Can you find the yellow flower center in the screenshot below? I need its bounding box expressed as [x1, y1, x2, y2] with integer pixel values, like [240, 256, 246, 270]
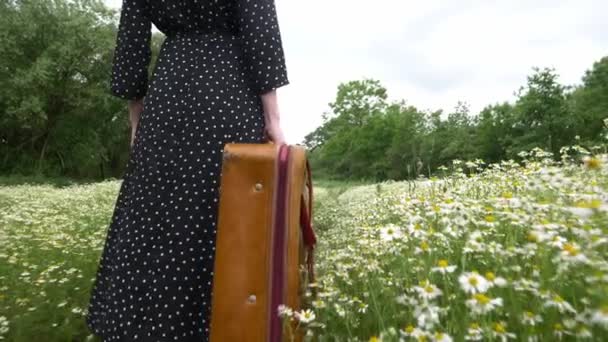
[435, 332, 445, 340]
[369, 336, 379, 342]
[437, 259, 449, 268]
[414, 223, 422, 230]
[468, 276, 479, 286]
[420, 241, 429, 251]
[485, 272, 496, 281]
[473, 293, 490, 305]
[424, 285, 435, 294]
[554, 323, 563, 331]
[405, 325, 415, 334]
[553, 295, 564, 303]
[469, 322, 480, 330]
[484, 215, 495, 222]
[527, 232, 538, 242]
[563, 243, 579, 256]
[493, 322, 506, 333]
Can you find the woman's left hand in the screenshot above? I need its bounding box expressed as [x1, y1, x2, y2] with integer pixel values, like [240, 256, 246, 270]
[128, 98, 145, 147]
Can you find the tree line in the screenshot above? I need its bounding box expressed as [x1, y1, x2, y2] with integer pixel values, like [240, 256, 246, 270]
[1, 0, 606, 182]
[304, 59, 608, 181]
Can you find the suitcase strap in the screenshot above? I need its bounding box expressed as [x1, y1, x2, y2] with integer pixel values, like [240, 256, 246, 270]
[299, 158, 317, 285]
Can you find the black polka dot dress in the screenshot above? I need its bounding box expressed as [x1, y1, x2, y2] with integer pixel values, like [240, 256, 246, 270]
[85, 0, 288, 341]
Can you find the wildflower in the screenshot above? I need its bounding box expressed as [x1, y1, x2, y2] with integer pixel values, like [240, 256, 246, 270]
[544, 294, 577, 314]
[399, 324, 428, 340]
[560, 242, 590, 263]
[485, 272, 507, 287]
[590, 306, 608, 329]
[459, 272, 490, 294]
[413, 302, 442, 329]
[521, 311, 543, 326]
[465, 322, 483, 341]
[431, 259, 457, 274]
[575, 325, 593, 339]
[491, 321, 516, 341]
[465, 293, 503, 315]
[277, 304, 293, 318]
[379, 223, 403, 241]
[369, 335, 381, 342]
[413, 280, 442, 301]
[434, 331, 453, 342]
[294, 308, 315, 323]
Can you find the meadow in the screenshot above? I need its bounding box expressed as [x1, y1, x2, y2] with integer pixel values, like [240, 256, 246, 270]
[1, 145, 607, 341]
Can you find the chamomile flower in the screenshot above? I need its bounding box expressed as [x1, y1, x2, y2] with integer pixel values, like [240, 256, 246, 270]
[431, 259, 457, 274]
[465, 322, 483, 341]
[544, 294, 577, 314]
[491, 321, 516, 341]
[465, 293, 503, 315]
[590, 306, 608, 329]
[413, 280, 442, 301]
[484, 272, 507, 287]
[521, 311, 543, 326]
[459, 271, 490, 294]
[294, 308, 316, 323]
[379, 223, 403, 241]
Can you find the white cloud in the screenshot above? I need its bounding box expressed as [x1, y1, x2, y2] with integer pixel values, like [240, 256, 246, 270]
[103, 0, 608, 143]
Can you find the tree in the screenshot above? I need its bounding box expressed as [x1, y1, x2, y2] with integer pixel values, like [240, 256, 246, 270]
[509, 67, 574, 158]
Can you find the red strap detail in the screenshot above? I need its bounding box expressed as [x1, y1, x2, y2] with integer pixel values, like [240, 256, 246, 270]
[299, 157, 317, 285]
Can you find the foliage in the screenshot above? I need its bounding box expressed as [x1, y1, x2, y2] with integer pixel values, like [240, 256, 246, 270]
[0, 0, 164, 179]
[311, 60, 608, 182]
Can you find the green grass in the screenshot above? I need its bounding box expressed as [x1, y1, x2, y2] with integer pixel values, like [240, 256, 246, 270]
[1, 147, 608, 341]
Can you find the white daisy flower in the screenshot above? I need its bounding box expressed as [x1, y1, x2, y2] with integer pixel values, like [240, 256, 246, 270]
[294, 308, 316, 323]
[459, 272, 490, 294]
[431, 259, 457, 274]
[379, 223, 404, 241]
[465, 293, 503, 315]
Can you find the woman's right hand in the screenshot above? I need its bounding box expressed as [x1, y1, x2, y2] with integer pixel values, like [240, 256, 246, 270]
[260, 89, 286, 145]
[264, 119, 286, 145]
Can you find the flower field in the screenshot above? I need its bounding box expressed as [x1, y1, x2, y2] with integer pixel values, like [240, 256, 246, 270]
[301, 148, 608, 341]
[0, 146, 607, 341]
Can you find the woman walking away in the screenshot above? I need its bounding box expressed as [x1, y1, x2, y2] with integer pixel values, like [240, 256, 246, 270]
[84, 0, 289, 340]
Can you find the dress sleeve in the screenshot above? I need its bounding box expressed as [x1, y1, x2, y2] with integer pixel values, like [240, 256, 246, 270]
[235, 0, 290, 94]
[110, 0, 152, 100]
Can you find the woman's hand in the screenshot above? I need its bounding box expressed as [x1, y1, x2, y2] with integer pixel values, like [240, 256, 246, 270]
[260, 89, 286, 145]
[127, 98, 144, 147]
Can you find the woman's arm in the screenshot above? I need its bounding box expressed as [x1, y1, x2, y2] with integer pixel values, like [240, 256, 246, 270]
[127, 98, 144, 147]
[260, 89, 286, 145]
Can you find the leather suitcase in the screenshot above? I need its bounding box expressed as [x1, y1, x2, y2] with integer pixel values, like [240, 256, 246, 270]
[209, 142, 317, 342]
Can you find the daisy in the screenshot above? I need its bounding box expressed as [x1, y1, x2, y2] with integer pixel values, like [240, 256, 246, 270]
[294, 308, 315, 323]
[434, 331, 453, 342]
[491, 321, 516, 341]
[277, 304, 293, 318]
[465, 322, 483, 341]
[459, 271, 490, 294]
[544, 294, 577, 314]
[590, 306, 608, 328]
[431, 259, 457, 274]
[485, 272, 507, 287]
[413, 280, 442, 301]
[465, 293, 503, 315]
[521, 311, 543, 326]
[379, 223, 403, 241]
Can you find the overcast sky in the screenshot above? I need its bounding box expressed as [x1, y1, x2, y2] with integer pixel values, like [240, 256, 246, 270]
[104, 0, 608, 144]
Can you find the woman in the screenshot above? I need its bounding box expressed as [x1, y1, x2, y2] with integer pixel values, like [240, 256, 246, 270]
[85, 0, 289, 340]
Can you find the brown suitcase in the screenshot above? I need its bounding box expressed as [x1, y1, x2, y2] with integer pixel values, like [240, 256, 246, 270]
[209, 142, 317, 342]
